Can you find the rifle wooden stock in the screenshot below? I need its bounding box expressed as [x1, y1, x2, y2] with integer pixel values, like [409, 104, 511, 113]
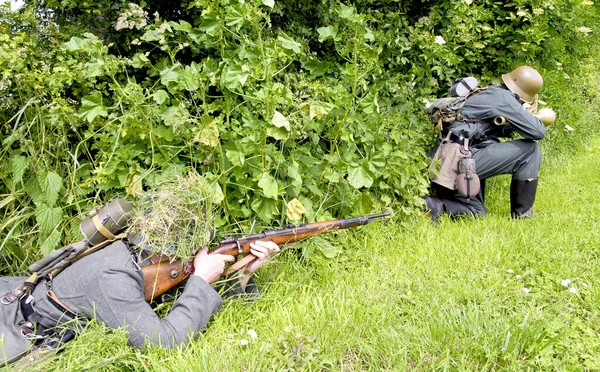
[141, 211, 391, 302]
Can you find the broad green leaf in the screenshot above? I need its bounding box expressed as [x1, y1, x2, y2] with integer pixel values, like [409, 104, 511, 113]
[154, 126, 174, 141]
[315, 237, 340, 259]
[271, 111, 290, 131]
[278, 34, 301, 53]
[317, 26, 339, 42]
[258, 173, 278, 199]
[356, 191, 375, 215]
[251, 198, 279, 221]
[303, 59, 330, 77]
[170, 20, 192, 32]
[35, 203, 63, 235]
[161, 105, 189, 128]
[347, 165, 374, 189]
[225, 6, 245, 29]
[132, 53, 151, 68]
[323, 168, 341, 183]
[40, 229, 62, 256]
[79, 91, 108, 123]
[39, 171, 62, 206]
[85, 58, 105, 77]
[287, 162, 303, 192]
[10, 155, 29, 184]
[309, 102, 334, 119]
[179, 64, 201, 91]
[194, 115, 220, 147]
[267, 126, 289, 140]
[336, 4, 356, 19]
[360, 92, 380, 114]
[62, 37, 87, 52]
[152, 90, 170, 105]
[160, 64, 181, 87]
[25, 177, 43, 205]
[141, 29, 160, 42]
[226, 149, 245, 167]
[198, 13, 220, 35]
[222, 64, 249, 91]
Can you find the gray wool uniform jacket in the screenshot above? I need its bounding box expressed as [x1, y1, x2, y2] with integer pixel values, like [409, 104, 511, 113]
[1, 241, 223, 363]
[448, 85, 546, 144]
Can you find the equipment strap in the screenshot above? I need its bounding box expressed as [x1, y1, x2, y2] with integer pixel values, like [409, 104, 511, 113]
[92, 213, 116, 240]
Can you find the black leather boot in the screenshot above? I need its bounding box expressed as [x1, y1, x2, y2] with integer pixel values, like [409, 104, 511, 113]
[510, 178, 538, 218]
[424, 196, 473, 221]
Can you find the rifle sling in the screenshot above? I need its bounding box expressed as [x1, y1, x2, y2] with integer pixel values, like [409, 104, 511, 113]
[224, 254, 257, 276]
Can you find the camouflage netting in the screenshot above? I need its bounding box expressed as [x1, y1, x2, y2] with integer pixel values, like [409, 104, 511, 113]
[127, 171, 223, 259]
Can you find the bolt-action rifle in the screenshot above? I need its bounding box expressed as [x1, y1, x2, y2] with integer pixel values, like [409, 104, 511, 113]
[141, 211, 392, 301]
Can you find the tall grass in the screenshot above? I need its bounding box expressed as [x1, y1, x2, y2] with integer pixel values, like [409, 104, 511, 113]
[17, 126, 600, 371]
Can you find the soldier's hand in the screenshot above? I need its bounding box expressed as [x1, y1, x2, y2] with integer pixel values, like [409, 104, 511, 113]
[245, 240, 280, 274]
[193, 247, 235, 284]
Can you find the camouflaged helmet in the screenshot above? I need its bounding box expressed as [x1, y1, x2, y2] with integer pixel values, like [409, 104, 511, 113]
[501, 66, 543, 104]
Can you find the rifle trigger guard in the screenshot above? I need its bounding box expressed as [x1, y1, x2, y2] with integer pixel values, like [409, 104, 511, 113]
[236, 240, 242, 255]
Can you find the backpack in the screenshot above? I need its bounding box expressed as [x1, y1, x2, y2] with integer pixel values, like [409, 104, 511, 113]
[2, 199, 132, 306]
[427, 86, 487, 134]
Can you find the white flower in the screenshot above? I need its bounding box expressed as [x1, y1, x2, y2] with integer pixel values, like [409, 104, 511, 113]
[568, 286, 578, 295]
[582, 282, 589, 289]
[247, 329, 258, 340]
[240, 339, 249, 346]
[517, 11, 527, 17]
[523, 288, 530, 294]
[561, 279, 572, 287]
[565, 125, 575, 131]
[464, 0, 473, 4]
[533, 8, 544, 15]
[284, 327, 291, 333]
[516, 274, 522, 279]
[507, 269, 514, 274]
[434, 36, 446, 45]
[577, 26, 593, 34]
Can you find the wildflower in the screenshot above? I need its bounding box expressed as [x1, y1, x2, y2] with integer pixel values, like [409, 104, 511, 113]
[561, 279, 572, 287]
[568, 286, 578, 295]
[577, 26, 593, 34]
[464, 0, 473, 4]
[434, 36, 446, 45]
[240, 339, 249, 346]
[507, 269, 514, 274]
[523, 288, 530, 294]
[533, 8, 544, 15]
[248, 329, 258, 340]
[515, 274, 522, 279]
[565, 125, 575, 131]
[582, 282, 589, 289]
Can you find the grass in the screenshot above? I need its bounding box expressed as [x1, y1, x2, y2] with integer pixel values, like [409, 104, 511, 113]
[16, 135, 600, 371]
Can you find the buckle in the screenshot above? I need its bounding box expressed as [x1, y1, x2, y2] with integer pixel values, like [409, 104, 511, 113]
[1, 291, 18, 305]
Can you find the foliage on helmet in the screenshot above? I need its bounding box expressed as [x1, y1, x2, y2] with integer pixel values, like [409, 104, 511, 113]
[127, 171, 223, 259]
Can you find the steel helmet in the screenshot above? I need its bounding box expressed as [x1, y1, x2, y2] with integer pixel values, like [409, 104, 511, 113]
[501, 66, 543, 103]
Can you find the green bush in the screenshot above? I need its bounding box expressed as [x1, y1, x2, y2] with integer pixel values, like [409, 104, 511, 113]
[0, 0, 598, 271]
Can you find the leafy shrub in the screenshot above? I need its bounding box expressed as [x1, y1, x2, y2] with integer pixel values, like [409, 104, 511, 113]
[0, 0, 598, 271]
